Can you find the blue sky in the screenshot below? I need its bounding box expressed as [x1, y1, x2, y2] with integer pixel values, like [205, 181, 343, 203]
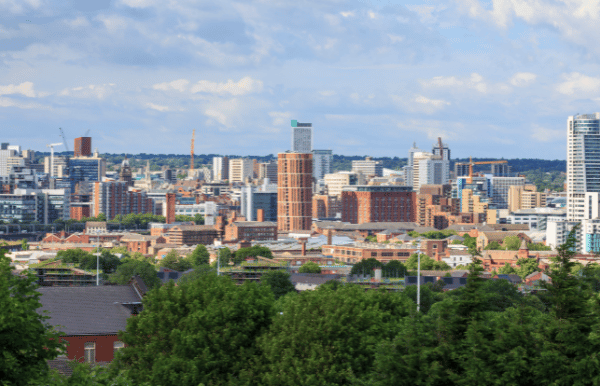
[0, 0, 597, 159]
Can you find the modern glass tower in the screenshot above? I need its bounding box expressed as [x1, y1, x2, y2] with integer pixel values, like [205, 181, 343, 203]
[567, 113, 600, 221]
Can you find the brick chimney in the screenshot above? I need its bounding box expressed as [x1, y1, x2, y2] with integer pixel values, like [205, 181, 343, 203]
[231, 211, 237, 223]
[299, 238, 308, 256]
[165, 193, 176, 224]
[325, 228, 333, 246]
[257, 209, 265, 223]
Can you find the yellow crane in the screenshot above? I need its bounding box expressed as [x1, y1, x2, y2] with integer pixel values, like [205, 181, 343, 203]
[190, 129, 195, 176]
[456, 157, 508, 183]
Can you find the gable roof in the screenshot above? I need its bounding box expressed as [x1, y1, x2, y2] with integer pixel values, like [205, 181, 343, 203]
[37, 285, 142, 335]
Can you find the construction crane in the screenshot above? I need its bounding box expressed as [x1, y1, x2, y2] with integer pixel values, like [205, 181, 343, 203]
[46, 143, 63, 178]
[190, 129, 195, 176]
[59, 128, 69, 152]
[456, 157, 508, 183]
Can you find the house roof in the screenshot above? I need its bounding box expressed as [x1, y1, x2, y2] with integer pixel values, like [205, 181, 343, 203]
[37, 285, 142, 335]
[480, 231, 528, 243]
[168, 225, 218, 232]
[120, 233, 162, 242]
[230, 221, 277, 228]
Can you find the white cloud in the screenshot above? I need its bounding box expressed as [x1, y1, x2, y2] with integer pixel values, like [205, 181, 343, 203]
[119, 0, 156, 8]
[422, 75, 464, 87]
[191, 77, 263, 96]
[318, 90, 336, 97]
[152, 79, 190, 92]
[397, 119, 456, 141]
[556, 72, 600, 97]
[388, 34, 404, 44]
[65, 16, 90, 29]
[0, 96, 46, 109]
[414, 95, 451, 108]
[340, 11, 355, 18]
[58, 83, 116, 99]
[96, 15, 128, 33]
[269, 111, 293, 127]
[510, 72, 537, 87]
[421, 73, 512, 94]
[0, 82, 36, 97]
[0, 0, 42, 13]
[368, 10, 377, 19]
[530, 124, 563, 142]
[146, 103, 170, 112]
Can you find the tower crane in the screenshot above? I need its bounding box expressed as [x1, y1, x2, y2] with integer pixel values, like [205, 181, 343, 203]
[455, 157, 508, 183]
[190, 129, 195, 176]
[59, 128, 69, 153]
[46, 143, 63, 178]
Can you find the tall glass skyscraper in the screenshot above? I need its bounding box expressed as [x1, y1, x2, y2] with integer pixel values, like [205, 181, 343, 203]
[567, 113, 600, 221]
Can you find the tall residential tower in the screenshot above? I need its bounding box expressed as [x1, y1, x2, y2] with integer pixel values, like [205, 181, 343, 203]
[291, 120, 312, 153]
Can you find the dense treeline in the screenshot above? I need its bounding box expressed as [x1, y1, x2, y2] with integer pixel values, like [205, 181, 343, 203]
[34, 152, 566, 174]
[8, 230, 600, 385]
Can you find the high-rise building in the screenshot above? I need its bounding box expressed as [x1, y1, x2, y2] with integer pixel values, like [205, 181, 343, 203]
[341, 185, 415, 224]
[44, 156, 69, 178]
[0, 188, 70, 224]
[351, 157, 383, 177]
[403, 142, 422, 186]
[489, 176, 525, 209]
[324, 171, 359, 197]
[93, 181, 154, 220]
[74, 137, 92, 158]
[567, 113, 600, 221]
[491, 164, 511, 176]
[258, 160, 278, 183]
[508, 185, 546, 212]
[277, 152, 312, 231]
[228, 158, 253, 183]
[412, 152, 449, 192]
[241, 181, 278, 222]
[312, 149, 332, 181]
[69, 150, 106, 193]
[212, 156, 229, 181]
[432, 138, 450, 160]
[291, 120, 312, 153]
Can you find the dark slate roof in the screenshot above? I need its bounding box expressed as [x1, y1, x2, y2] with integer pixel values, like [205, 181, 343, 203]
[156, 267, 194, 284]
[496, 274, 523, 284]
[231, 221, 277, 228]
[38, 285, 142, 335]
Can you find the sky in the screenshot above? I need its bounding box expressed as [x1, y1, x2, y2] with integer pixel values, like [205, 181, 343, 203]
[1, 0, 598, 159]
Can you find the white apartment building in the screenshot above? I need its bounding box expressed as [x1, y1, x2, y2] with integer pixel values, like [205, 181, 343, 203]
[174, 202, 218, 225]
[567, 113, 600, 221]
[228, 158, 254, 183]
[351, 157, 383, 177]
[291, 120, 312, 153]
[212, 156, 229, 181]
[324, 172, 359, 197]
[412, 152, 449, 192]
[44, 156, 70, 178]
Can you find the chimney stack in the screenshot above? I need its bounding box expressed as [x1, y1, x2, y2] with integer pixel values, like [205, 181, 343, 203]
[300, 238, 308, 256]
[257, 209, 265, 223]
[165, 193, 176, 224]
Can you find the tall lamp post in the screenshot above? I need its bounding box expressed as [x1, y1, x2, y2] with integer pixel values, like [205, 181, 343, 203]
[417, 249, 421, 313]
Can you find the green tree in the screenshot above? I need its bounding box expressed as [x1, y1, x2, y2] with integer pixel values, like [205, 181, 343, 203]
[233, 245, 273, 264]
[260, 270, 296, 299]
[485, 240, 502, 250]
[258, 284, 412, 385]
[21, 238, 29, 251]
[160, 250, 192, 271]
[115, 275, 275, 385]
[193, 213, 204, 225]
[109, 260, 161, 289]
[515, 258, 541, 279]
[0, 249, 66, 384]
[298, 261, 321, 274]
[405, 253, 451, 271]
[350, 257, 383, 276]
[382, 260, 407, 278]
[56, 248, 93, 264]
[502, 235, 522, 250]
[188, 244, 210, 266]
[497, 262, 516, 274]
[462, 234, 477, 250]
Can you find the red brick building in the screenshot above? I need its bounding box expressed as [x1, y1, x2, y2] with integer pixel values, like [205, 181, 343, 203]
[74, 137, 92, 157]
[166, 225, 220, 246]
[277, 152, 313, 231]
[93, 181, 155, 220]
[341, 185, 416, 224]
[312, 195, 341, 219]
[224, 221, 278, 242]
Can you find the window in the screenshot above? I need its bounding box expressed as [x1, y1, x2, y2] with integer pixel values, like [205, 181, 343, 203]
[114, 341, 125, 356]
[84, 342, 95, 363]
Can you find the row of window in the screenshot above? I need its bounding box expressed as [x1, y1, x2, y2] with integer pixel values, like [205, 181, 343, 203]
[83, 341, 124, 363]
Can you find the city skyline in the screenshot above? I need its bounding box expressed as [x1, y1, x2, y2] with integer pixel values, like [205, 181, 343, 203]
[1, 1, 598, 158]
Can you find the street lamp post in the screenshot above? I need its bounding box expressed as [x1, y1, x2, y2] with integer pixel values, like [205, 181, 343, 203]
[417, 250, 421, 313]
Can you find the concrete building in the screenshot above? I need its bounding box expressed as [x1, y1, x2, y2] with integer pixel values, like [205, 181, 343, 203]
[412, 152, 449, 192]
[489, 175, 526, 209]
[507, 207, 566, 231]
[312, 149, 332, 182]
[491, 163, 512, 176]
[228, 158, 253, 183]
[324, 172, 359, 197]
[0, 188, 70, 224]
[508, 185, 547, 212]
[44, 156, 69, 178]
[258, 160, 278, 183]
[277, 152, 313, 231]
[291, 120, 312, 153]
[351, 157, 383, 178]
[69, 151, 106, 193]
[93, 181, 154, 220]
[341, 185, 415, 224]
[567, 113, 600, 221]
[73, 137, 92, 157]
[403, 142, 422, 187]
[212, 156, 229, 182]
[240, 181, 278, 222]
[0, 144, 27, 176]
